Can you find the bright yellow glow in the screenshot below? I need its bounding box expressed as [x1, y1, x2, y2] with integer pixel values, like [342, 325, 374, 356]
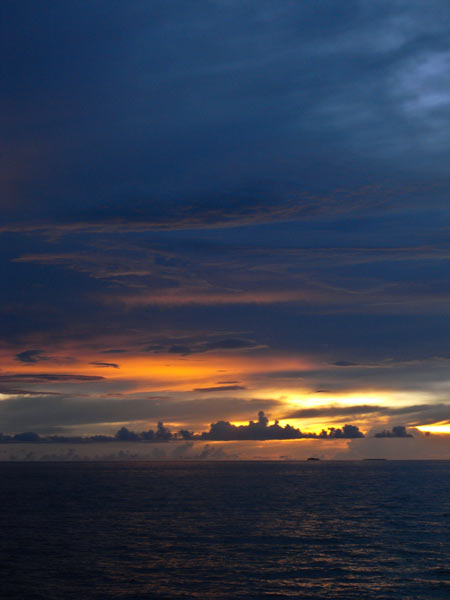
[284, 392, 393, 407]
[277, 391, 426, 434]
[416, 424, 450, 434]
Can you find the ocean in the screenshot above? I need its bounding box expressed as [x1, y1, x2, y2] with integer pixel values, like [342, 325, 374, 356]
[1, 461, 449, 599]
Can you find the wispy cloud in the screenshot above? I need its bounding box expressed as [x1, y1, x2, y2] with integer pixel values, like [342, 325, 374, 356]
[117, 289, 317, 307]
[0, 373, 104, 383]
[193, 385, 246, 392]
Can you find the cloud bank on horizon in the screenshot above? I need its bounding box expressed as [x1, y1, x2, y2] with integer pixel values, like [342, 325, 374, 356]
[1, 1, 449, 448]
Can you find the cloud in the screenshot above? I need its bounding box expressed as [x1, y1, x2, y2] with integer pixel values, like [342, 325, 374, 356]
[284, 405, 382, 419]
[0, 189, 372, 237]
[201, 412, 364, 441]
[12, 252, 152, 279]
[0, 394, 283, 432]
[204, 339, 259, 351]
[147, 336, 264, 355]
[2, 0, 449, 239]
[374, 426, 413, 438]
[193, 385, 246, 393]
[264, 359, 450, 395]
[0, 410, 367, 442]
[167, 345, 191, 355]
[333, 361, 360, 367]
[284, 403, 450, 428]
[1, 1, 450, 447]
[0, 373, 104, 383]
[121, 289, 313, 307]
[2, 2, 449, 236]
[15, 349, 49, 363]
[0, 386, 62, 397]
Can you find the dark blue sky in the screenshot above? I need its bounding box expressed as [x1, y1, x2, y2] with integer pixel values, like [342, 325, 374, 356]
[1, 1, 450, 438]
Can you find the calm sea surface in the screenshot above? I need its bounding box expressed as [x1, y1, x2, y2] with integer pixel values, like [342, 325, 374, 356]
[1, 461, 449, 599]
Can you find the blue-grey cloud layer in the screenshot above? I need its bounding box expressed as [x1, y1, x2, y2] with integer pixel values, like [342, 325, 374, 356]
[2, 1, 450, 435]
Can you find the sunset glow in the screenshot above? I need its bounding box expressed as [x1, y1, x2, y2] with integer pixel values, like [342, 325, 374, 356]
[0, 0, 448, 454]
[416, 424, 450, 434]
[3, 5, 450, 600]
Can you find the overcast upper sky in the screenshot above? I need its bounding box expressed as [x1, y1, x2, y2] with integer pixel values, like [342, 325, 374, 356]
[1, 1, 450, 448]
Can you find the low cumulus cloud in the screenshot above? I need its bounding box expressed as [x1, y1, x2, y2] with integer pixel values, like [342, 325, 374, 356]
[200, 412, 364, 441]
[374, 426, 413, 438]
[0, 410, 366, 443]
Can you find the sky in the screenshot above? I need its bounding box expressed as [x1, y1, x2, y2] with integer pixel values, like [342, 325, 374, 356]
[1, 1, 450, 453]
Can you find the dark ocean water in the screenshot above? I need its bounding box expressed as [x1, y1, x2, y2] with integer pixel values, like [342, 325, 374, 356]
[1, 461, 449, 599]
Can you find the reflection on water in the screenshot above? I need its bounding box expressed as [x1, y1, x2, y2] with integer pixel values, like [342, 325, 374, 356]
[1, 461, 449, 599]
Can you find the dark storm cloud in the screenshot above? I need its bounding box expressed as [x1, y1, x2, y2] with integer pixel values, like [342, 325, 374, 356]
[2, 0, 449, 233]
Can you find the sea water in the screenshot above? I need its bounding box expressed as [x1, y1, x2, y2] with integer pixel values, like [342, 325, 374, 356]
[1, 461, 449, 599]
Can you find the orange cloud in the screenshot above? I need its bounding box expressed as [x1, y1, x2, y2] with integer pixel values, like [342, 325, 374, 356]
[115, 289, 317, 307]
[0, 344, 315, 393]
